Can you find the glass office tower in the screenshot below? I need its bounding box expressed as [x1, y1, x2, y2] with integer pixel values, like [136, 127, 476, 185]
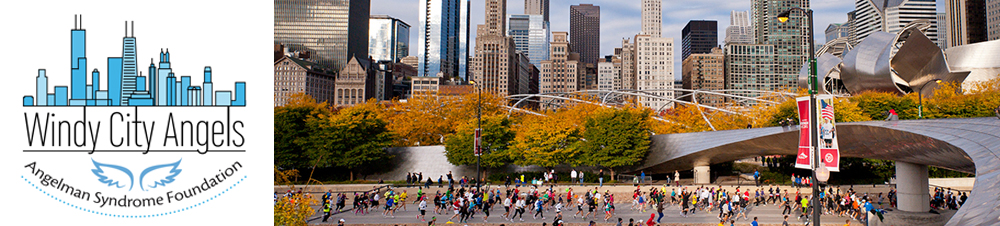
[418, 0, 464, 79]
[369, 15, 410, 63]
[275, 0, 371, 71]
[508, 14, 549, 67]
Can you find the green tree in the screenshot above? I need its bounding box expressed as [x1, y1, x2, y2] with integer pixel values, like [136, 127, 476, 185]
[304, 101, 394, 180]
[444, 115, 515, 179]
[580, 107, 652, 179]
[274, 93, 331, 170]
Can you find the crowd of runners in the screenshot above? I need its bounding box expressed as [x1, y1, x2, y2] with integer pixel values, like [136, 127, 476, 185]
[293, 172, 969, 225]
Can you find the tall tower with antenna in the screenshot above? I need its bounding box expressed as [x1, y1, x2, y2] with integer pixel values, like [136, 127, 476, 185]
[121, 21, 138, 105]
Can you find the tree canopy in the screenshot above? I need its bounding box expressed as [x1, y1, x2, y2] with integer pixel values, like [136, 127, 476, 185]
[580, 107, 652, 173]
[444, 115, 515, 168]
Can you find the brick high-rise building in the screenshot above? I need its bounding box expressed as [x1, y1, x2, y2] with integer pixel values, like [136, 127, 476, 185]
[682, 47, 724, 107]
[681, 20, 718, 60]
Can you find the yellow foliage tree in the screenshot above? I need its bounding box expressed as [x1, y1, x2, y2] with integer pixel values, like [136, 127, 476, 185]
[507, 101, 603, 167]
[385, 92, 508, 146]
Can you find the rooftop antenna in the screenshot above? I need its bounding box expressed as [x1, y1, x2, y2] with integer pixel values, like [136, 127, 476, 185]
[74, 15, 77, 29]
[125, 21, 127, 36]
[131, 21, 134, 37]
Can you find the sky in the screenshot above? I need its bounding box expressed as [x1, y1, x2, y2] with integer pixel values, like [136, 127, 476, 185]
[371, 0, 947, 80]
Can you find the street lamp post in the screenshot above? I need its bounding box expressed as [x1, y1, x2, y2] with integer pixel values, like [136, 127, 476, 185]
[471, 81, 482, 188]
[918, 79, 942, 119]
[778, 7, 821, 226]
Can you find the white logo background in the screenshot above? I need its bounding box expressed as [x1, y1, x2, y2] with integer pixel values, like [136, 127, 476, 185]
[0, 0, 273, 225]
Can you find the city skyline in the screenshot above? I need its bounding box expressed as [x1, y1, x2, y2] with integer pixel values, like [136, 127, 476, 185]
[372, 0, 954, 81]
[23, 15, 246, 106]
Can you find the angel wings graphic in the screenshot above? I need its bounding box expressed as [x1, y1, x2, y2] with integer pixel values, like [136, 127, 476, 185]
[91, 159, 182, 191]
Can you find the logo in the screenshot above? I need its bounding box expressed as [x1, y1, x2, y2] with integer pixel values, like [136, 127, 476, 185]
[798, 152, 808, 160]
[18, 15, 248, 218]
[92, 159, 181, 191]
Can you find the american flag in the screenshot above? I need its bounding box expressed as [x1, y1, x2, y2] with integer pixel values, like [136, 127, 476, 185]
[821, 101, 835, 120]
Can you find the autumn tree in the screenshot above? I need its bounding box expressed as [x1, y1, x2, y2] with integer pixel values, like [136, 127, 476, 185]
[922, 79, 1000, 119]
[303, 100, 394, 180]
[579, 107, 652, 179]
[507, 101, 602, 167]
[274, 93, 331, 169]
[386, 92, 508, 146]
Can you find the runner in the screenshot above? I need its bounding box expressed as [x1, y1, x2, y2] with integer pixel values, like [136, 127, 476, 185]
[418, 197, 428, 221]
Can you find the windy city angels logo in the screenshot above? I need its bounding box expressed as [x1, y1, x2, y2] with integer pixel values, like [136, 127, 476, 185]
[19, 15, 248, 218]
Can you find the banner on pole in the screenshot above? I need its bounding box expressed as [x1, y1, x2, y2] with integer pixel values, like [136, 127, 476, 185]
[474, 128, 482, 156]
[816, 96, 840, 172]
[795, 96, 840, 171]
[795, 97, 812, 169]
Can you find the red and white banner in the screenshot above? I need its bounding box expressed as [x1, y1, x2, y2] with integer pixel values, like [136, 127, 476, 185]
[795, 95, 840, 171]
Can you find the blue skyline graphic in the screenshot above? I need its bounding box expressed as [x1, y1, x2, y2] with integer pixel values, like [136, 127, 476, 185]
[22, 15, 245, 107]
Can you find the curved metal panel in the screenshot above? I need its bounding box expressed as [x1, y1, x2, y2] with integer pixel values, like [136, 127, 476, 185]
[798, 53, 843, 93]
[890, 31, 970, 97]
[945, 39, 1000, 88]
[841, 32, 897, 93]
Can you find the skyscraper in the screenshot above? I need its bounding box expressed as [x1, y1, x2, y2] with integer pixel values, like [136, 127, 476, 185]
[122, 21, 137, 105]
[989, 0, 1000, 40]
[539, 32, 582, 108]
[36, 70, 47, 106]
[275, 0, 371, 71]
[682, 47, 724, 106]
[70, 15, 87, 105]
[633, 0, 673, 110]
[617, 38, 636, 90]
[156, 49, 172, 106]
[681, 20, 718, 60]
[725, 11, 753, 44]
[508, 14, 550, 66]
[885, 0, 944, 48]
[369, 15, 410, 63]
[472, 0, 517, 96]
[460, 0, 470, 80]
[850, 0, 887, 46]
[946, 0, 987, 47]
[724, 44, 776, 100]
[641, 0, 662, 37]
[418, 0, 463, 79]
[570, 4, 600, 65]
[751, 0, 809, 91]
[525, 0, 549, 23]
[634, 34, 674, 109]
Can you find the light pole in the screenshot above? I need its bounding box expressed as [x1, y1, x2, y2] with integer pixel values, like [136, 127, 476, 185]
[470, 81, 482, 188]
[778, 6, 821, 225]
[917, 79, 942, 119]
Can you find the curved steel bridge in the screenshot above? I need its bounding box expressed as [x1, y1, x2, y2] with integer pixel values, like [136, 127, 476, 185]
[504, 88, 797, 131]
[628, 117, 1000, 225]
